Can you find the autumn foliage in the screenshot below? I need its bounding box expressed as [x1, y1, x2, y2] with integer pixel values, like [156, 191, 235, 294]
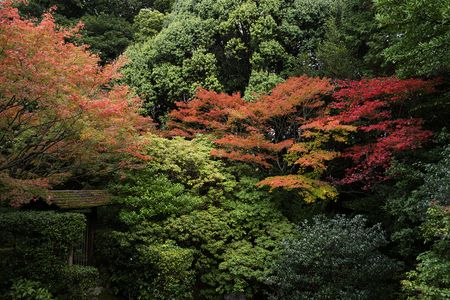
[169, 76, 333, 169]
[0, 1, 437, 205]
[0, 2, 151, 204]
[314, 78, 434, 187]
[169, 76, 436, 201]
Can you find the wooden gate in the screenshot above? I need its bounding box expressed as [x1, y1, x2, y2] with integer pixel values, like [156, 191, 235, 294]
[68, 211, 95, 266]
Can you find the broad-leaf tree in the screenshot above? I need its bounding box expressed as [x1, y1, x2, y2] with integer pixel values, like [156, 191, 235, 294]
[0, 3, 150, 204]
[375, 0, 450, 77]
[122, 0, 338, 119]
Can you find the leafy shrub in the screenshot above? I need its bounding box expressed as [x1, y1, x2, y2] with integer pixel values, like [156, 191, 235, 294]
[400, 146, 450, 299]
[137, 241, 195, 299]
[105, 140, 295, 299]
[402, 206, 450, 299]
[269, 215, 400, 299]
[58, 265, 99, 300]
[106, 172, 200, 299]
[9, 279, 53, 300]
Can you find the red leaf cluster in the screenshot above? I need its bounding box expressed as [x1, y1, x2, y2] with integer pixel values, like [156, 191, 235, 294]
[168, 75, 436, 194]
[169, 76, 332, 168]
[328, 78, 434, 187]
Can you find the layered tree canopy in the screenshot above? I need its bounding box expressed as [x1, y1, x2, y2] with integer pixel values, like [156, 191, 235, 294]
[1, 0, 449, 299]
[122, 0, 340, 119]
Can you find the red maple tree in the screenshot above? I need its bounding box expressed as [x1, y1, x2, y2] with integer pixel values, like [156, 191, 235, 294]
[0, 2, 152, 204]
[168, 76, 436, 201]
[169, 76, 332, 169]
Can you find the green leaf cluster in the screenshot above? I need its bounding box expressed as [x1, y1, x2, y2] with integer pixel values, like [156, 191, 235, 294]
[122, 0, 338, 118]
[9, 279, 53, 300]
[77, 14, 135, 62]
[316, 0, 389, 78]
[105, 138, 294, 299]
[269, 215, 400, 300]
[375, 0, 450, 78]
[397, 146, 450, 299]
[17, 0, 174, 63]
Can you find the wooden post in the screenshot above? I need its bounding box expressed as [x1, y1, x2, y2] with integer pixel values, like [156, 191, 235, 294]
[68, 247, 73, 265]
[87, 207, 97, 265]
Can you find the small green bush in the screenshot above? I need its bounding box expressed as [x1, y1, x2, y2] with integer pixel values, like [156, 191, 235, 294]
[58, 265, 100, 300]
[9, 279, 53, 300]
[269, 215, 400, 300]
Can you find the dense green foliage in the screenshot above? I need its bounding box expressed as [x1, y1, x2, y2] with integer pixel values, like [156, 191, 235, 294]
[122, 0, 338, 118]
[77, 14, 135, 62]
[101, 138, 294, 299]
[0, 211, 99, 299]
[403, 205, 450, 299]
[389, 145, 450, 298]
[9, 279, 53, 300]
[17, 0, 173, 63]
[316, 0, 388, 78]
[269, 215, 399, 299]
[133, 8, 166, 42]
[375, 0, 450, 78]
